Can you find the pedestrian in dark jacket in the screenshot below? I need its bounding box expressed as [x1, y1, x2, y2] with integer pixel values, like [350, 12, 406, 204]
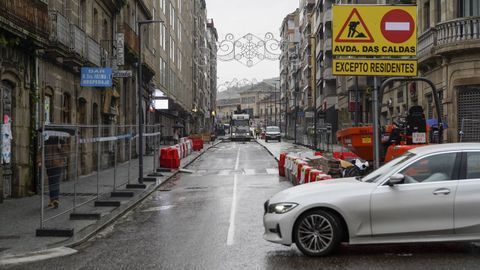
[44, 137, 67, 208]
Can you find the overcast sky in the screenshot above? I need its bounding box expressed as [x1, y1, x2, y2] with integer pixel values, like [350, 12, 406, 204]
[206, 0, 299, 91]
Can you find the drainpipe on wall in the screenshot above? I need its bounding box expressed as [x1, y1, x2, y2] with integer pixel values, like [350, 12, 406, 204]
[32, 49, 41, 195]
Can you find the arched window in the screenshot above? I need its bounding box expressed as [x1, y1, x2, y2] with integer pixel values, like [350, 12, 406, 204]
[93, 8, 99, 41]
[459, 0, 480, 17]
[1, 80, 14, 119]
[62, 92, 71, 123]
[44, 87, 54, 124]
[78, 98, 87, 125]
[102, 19, 108, 41]
[92, 103, 99, 125]
[80, 0, 87, 29]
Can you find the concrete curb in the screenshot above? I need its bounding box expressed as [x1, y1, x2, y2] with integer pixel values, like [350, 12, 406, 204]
[254, 139, 279, 162]
[65, 140, 222, 250]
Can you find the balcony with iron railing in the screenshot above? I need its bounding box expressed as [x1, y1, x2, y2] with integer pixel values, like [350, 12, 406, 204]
[323, 37, 332, 52]
[0, 0, 49, 40]
[316, 65, 322, 81]
[142, 46, 156, 73]
[123, 22, 139, 55]
[316, 38, 323, 56]
[70, 24, 86, 58]
[49, 10, 70, 49]
[418, 17, 480, 61]
[315, 10, 323, 32]
[323, 7, 332, 25]
[86, 36, 101, 66]
[323, 67, 334, 80]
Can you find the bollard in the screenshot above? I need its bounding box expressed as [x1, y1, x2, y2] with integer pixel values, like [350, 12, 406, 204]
[113, 126, 117, 191]
[40, 128, 45, 229]
[97, 124, 101, 197]
[73, 125, 79, 212]
[128, 125, 132, 184]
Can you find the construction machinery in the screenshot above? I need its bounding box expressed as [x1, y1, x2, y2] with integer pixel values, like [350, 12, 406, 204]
[337, 77, 445, 169]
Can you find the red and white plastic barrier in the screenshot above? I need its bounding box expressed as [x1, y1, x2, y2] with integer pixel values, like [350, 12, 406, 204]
[160, 138, 197, 169]
[280, 152, 334, 186]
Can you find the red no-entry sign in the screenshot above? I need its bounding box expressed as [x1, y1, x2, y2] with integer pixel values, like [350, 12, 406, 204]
[380, 9, 415, 44]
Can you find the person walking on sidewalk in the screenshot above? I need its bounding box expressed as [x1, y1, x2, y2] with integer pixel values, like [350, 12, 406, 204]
[173, 128, 179, 145]
[44, 136, 67, 208]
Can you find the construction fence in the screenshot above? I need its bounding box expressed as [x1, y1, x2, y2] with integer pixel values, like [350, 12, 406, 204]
[38, 123, 163, 231]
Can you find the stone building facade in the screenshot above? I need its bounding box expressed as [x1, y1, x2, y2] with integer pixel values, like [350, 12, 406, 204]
[0, 0, 217, 200]
[384, 0, 480, 143]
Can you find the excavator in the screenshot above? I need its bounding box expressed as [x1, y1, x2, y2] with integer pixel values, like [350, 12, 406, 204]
[336, 77, 445, 175]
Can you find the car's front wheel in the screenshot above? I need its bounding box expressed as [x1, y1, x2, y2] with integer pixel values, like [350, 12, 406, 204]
[293, 209, 342, 257]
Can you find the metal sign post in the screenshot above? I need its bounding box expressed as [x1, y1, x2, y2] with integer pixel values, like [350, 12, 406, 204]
[372, 77, 380, 169]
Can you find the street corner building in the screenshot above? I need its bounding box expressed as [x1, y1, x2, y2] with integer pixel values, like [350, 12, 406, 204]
[0, 0, 218, 201]
[278, 0, 480, 150]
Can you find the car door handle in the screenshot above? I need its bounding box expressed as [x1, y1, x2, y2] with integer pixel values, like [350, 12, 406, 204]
[433, 188, 451, 195]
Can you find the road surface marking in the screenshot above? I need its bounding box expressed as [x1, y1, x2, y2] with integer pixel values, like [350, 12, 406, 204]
[227, 148, 240, 246]
[266, 168, 278, 175]
[243, 169, 256, 175]
[141, 205, 174, 212]
[0, 247, 77, 266]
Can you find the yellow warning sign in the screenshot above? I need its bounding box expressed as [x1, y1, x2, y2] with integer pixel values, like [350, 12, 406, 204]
[333, 5, 417, 56]
[335, 8, 374, 43]
[333, 59, 418, 76]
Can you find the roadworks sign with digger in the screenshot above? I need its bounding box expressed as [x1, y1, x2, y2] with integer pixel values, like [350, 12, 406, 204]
[332, 5, 417, 56]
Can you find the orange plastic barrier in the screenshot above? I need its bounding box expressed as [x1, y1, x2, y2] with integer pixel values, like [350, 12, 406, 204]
[189, 137, 204, 151]
[309, 170, 323, 182]
[316, 174, 333, 181]
[278, 152, 287, 177]
[159, 147, 180, 169]
[304, 167, 312, 183]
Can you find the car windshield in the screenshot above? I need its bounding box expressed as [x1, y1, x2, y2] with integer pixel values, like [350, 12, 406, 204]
[233, 126, 249, 132]
[362, 152, 416, 183]
[266, 127, 280, 132]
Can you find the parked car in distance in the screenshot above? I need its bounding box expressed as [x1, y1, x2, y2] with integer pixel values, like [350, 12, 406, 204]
[265, 126, 281, 142]
[263, 143, 480, 256]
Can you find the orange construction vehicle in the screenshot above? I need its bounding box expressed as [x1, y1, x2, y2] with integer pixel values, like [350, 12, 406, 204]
[337, 77, 445, 167]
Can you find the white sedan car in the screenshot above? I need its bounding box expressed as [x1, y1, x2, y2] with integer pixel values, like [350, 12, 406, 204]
[264, 143, 480, 256]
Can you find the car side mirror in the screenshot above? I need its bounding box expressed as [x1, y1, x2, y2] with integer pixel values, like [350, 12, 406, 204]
[388, 174, 405, 186]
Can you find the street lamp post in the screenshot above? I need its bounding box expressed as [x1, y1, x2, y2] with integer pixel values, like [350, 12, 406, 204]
[137, 20, 163, 185]
[274, 84, 277, 126]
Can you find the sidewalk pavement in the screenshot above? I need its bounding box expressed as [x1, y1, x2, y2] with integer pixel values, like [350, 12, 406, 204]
[255, 138, 346, 161]
[0, 140, 220, 263]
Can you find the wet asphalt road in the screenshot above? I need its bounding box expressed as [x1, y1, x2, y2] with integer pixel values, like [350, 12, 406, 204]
[9, 141, 480, 270]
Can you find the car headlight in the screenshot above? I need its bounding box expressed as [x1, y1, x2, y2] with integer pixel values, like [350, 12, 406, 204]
[267, 202, 298, 214]
[232, 133, 236, 136]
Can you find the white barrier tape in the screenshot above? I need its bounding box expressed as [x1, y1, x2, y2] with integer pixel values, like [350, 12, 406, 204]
[143, 132, 161, 137]
[43, 131, 71, 141]
[79, 134, 132, 144]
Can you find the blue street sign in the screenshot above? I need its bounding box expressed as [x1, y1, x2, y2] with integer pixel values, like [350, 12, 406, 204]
[80, 67, 112, 87]
[297, 111, 305, 117]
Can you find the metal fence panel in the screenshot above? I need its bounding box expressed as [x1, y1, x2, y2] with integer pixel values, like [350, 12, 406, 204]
[38, 124, 162, 229]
